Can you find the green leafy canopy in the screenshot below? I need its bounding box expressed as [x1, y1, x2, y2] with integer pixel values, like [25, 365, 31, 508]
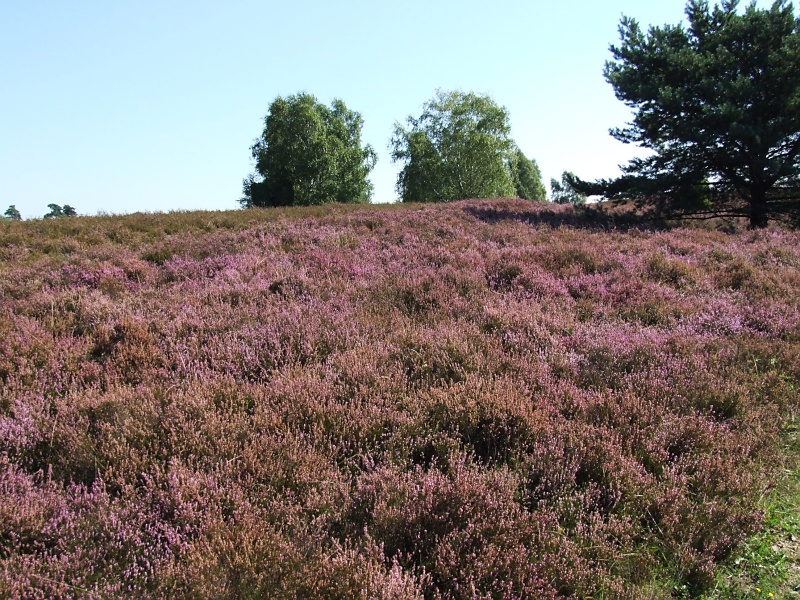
[242, 93, 376, 208]
[511, 148, 547, 202]
[391, 90, 539, 203]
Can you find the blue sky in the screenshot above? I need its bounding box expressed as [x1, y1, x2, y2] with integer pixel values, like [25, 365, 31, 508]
[2, 1, 702, 218]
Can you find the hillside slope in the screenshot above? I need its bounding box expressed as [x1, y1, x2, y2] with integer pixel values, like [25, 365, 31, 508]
[1, 199, 799, 598]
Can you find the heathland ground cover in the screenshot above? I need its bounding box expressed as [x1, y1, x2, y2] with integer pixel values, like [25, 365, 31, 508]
[1, 199, 799, 598]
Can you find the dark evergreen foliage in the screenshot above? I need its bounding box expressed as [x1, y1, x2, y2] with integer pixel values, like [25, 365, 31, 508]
[3, 205, 21, 221]
[44, 204, 63, 219]
[43, 204, 77, 219]
[551, 171, 587, 205]
[574, 0, 800, 227]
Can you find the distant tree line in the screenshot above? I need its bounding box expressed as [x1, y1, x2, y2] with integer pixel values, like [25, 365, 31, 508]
[2, 204, 78, 221]
[44, 204, 77, 218]
[241, 90, 553, 209]
[242, 1, 800, 227]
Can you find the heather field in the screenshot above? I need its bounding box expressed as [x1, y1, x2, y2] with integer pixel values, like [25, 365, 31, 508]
[2, 199, 800, 599]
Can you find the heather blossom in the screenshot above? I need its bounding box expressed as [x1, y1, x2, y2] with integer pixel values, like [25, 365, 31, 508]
[0, 198, 798, 598]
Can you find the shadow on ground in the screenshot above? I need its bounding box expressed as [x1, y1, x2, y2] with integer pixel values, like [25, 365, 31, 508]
[461, 201, 670, 232]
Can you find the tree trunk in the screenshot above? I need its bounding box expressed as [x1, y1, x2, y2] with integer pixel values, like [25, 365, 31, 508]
[749, 186, 768, 228]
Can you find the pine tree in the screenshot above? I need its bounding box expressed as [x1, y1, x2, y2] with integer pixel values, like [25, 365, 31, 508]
[573, 0, 800, 227]
[3, 205, 21, 220]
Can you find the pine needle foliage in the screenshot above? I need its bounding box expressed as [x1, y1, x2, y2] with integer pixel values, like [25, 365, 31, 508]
[574, 0, 800, 228]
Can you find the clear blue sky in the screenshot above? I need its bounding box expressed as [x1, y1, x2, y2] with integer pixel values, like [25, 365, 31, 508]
[2, 1, 705, 218]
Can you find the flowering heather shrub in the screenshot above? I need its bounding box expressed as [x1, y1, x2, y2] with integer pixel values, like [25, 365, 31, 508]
[1, 198, 799, 598]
